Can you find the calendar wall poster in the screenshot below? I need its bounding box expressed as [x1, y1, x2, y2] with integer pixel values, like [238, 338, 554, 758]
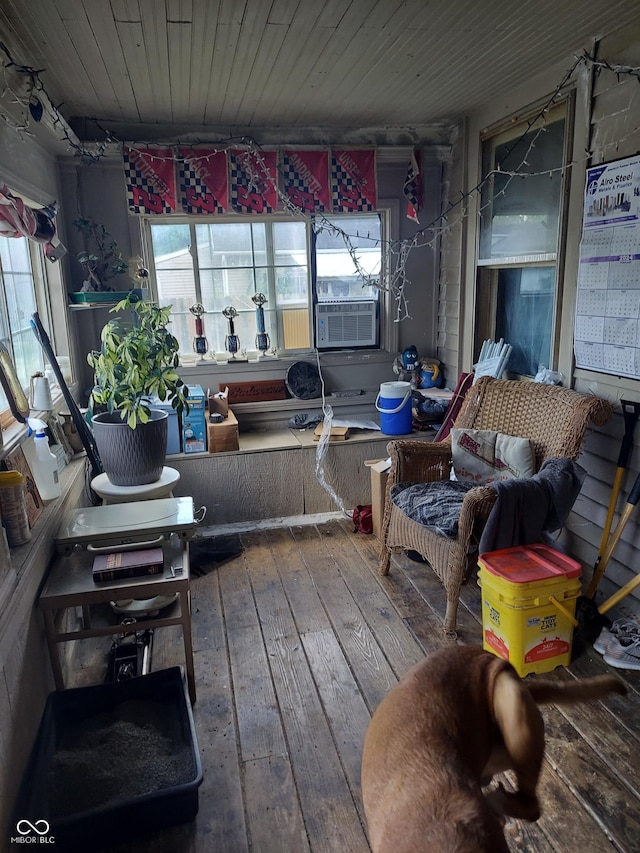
[574, 153, 640, 378]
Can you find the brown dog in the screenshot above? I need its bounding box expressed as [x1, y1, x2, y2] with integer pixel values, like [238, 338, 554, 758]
[361, 646, 625, 853]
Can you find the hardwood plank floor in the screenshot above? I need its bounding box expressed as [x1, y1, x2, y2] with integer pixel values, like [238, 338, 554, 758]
[64, 519, 640, 852]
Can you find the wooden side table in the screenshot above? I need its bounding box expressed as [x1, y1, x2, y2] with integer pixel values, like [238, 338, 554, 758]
[39, 539, 196, 703]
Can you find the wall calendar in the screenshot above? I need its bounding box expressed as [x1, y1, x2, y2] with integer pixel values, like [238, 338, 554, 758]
[574, 153, 640, 379]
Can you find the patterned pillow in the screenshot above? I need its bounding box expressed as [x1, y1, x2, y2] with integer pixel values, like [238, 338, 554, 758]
[451, 428, 535, 484]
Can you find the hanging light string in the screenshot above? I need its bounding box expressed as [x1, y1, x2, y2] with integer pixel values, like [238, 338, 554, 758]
[3, 42, 640, 313]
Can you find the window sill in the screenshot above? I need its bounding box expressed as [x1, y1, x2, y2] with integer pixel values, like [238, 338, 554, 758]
[0, 388, 75, 462]
[0, 456, 87, 661]
[179, 348, 393, 374]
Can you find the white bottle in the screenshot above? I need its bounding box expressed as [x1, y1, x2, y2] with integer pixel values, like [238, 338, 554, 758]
[32, 430, 61, 500]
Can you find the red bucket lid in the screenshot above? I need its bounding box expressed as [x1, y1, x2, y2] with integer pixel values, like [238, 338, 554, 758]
[478, 543, 581, 583]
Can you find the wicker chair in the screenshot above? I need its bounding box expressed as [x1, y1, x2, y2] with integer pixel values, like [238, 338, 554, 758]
[378, 376, 613, 634]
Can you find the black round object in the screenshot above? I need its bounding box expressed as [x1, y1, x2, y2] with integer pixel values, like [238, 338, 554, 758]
[286, 361, 322, 400]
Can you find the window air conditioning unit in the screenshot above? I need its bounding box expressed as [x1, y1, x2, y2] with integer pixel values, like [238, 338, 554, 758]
[315, 300, 377, 349]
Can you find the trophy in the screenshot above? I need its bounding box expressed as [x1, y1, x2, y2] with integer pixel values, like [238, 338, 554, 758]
[189, 303, 208, 364]
[251, 292, 273, 359]
[222, 306, 247, 362]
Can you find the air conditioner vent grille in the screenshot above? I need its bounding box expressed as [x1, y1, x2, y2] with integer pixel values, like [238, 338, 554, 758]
[315, 301, 377, 348]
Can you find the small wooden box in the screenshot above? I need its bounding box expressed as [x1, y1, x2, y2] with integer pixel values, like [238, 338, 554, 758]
[207, 408, 239, 453]
[313, 424, 350, 441]
[366, 458, 390, 539]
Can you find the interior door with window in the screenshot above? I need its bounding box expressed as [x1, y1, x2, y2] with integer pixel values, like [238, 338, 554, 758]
[476, 102, 570, 377]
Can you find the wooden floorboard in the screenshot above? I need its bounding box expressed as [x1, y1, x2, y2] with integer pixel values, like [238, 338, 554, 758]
[61, 522, 640, 853]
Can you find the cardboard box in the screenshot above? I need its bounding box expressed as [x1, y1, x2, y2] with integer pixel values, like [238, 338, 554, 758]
[366, 458, 391, 539]
[185, 384, 206, 413]
[207, 408, 239, 453]
[183, 385, 206, 454]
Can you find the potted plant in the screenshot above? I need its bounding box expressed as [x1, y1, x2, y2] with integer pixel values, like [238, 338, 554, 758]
[73, 217, 128, 293]
[87, 294, 189, 485]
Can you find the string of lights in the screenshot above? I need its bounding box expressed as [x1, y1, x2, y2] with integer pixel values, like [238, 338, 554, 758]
[2, 41, 640, 320]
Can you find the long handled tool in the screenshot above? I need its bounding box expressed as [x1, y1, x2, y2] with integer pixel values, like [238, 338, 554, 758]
[585, 399, 640, 599]
[30, 312, 103, 479]
[574, 470, 640, 645]
[574, 400, 640, 646]
[575, 475, 640, 642]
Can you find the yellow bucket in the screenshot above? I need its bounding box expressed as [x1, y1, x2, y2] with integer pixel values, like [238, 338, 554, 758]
[477, 544, 582, 677]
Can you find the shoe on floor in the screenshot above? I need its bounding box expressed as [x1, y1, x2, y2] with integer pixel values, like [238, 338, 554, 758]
[593, 618, 640, 655]
[603, 636, 640, 670]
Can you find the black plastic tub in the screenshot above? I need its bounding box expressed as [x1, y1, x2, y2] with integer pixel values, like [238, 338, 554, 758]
[15, 667, 202, 851]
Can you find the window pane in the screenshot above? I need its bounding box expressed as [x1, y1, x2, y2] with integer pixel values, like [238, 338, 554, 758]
[275, 266, 308, 305]
[274, 221, 306, 264]
[151, 223, 196, 307]
[316, 214, 381, 300]
[0, 236, 44, 392]
[272, 221, 308, 307]
[150, 224, 197, 354]
[495, 267, 554, 376]
[479, 117, 565, 260]
[195, 222, 267, 268]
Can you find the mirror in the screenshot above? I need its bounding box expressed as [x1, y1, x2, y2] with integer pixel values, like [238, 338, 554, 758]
[0, 342, 30, 423]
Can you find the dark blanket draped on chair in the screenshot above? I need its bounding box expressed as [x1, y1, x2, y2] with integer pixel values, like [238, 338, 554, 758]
[477, 457, 586, 553]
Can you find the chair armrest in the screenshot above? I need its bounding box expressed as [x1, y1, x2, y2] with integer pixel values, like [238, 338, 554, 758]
[457, 485, 499, 539]
[386, 438, 453, 487]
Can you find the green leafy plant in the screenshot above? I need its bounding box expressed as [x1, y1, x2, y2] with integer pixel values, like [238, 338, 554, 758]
[74, 217, 128, 290]
[87, 295, 189, 428]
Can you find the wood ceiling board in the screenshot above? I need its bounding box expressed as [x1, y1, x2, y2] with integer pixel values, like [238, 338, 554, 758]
[168, 22, 194, 124]
[137, 0, 172, 125]
[249, 4, 331, 127]
[217, 0, 274, 127]
[82, 0, 139, 120]
[231, 23, 291, 127]
[185, 0, 221, 124]
[113, 19, 155, 125]
[203, 7, 245, 126]
[166, 0, 194, 124]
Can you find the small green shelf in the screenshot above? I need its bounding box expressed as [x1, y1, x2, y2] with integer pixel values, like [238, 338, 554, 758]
[69, 288, 148, 304]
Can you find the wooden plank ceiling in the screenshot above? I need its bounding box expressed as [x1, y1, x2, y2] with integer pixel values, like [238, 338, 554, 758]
[1, 0, 640, 144]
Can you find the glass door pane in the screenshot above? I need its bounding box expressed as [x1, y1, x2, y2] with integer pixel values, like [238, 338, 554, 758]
[495, 267, 555, 376]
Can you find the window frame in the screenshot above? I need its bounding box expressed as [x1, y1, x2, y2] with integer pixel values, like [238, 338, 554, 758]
[0, 235, 55, 428]
[140, 204, 396, 357]
[473, 97, 574, 376]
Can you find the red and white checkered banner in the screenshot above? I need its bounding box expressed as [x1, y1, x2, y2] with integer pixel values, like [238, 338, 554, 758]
[281, 149, 330, 213]
[121, 146, 383, 216]
[403, 149, 422, 223]
[330, 149, 377, 213]
[123, 146, 177, 214]
[178, 148, 228, 214]
[229, 148, 278, 214]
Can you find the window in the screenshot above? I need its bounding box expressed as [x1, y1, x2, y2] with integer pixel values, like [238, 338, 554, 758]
[144, 213, 383, 356]
[0, 235, 47, 424]
[476, 103, 569, 376]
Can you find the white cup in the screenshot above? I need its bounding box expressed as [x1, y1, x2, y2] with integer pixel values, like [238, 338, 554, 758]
[30, 373, 53, 411]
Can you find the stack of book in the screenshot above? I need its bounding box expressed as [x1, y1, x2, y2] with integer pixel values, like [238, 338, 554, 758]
[92, 546, 164, 583]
